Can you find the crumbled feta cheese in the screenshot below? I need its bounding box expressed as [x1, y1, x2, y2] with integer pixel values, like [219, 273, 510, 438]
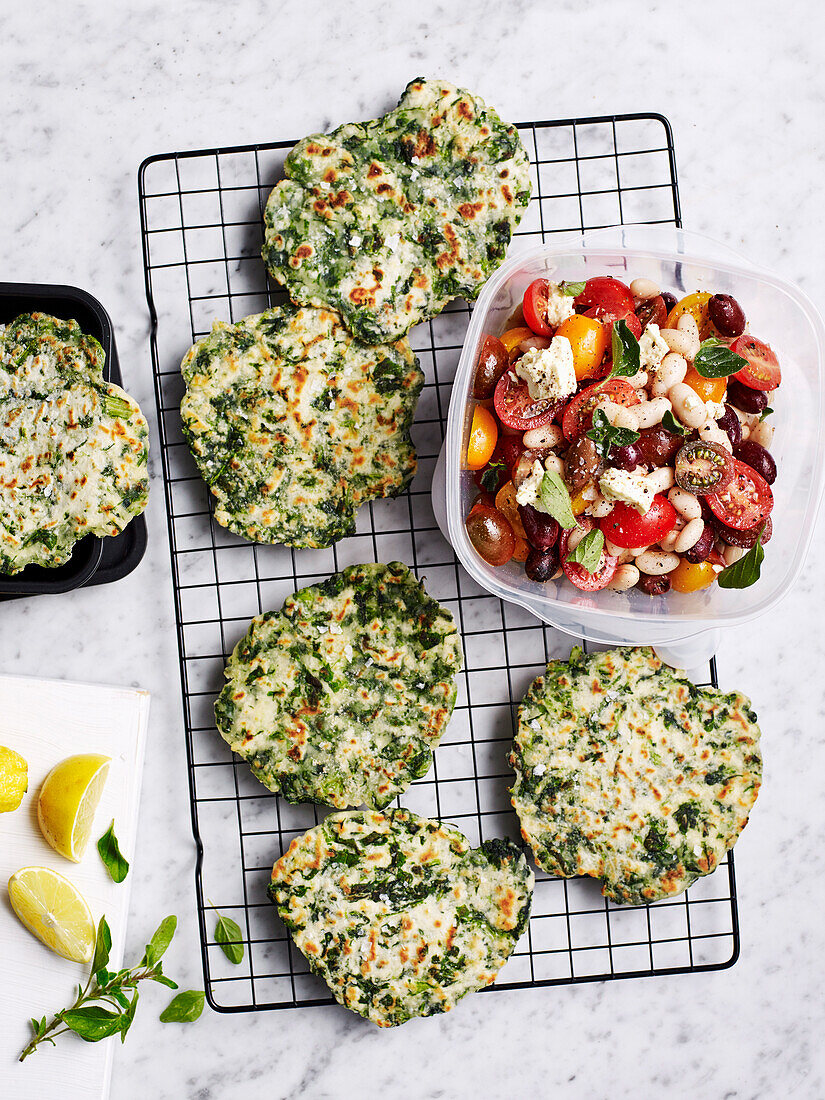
[515, 459, 546, 508]
[542, 282, 577, 327]
[529, 719, 541, 731]
[705, 399, 726, 422]
[533, 763, 547, 776]
[329, 622, 343, 635]
[599, 468, 654, 515]
[349, 234, 362, 248]
[639, 323, 670, 373]
[344, 644, 354, 662]
[385, 233, 400, 252]
[514, 336, 576, 403]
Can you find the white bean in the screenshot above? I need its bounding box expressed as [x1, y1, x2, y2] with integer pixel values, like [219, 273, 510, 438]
[658, 527, 681, 552]
[669, 382, 708, 429]
[651, 352, 687, 397]
[674, 517, 705, 553]
[645, 465, 675, 493]
[660, 328, 695, 358]
[676, 312, 700, 341]
[591, 496, 614, 519]
[740, 423, 751, 440]
[614, 405, 641, 431]
[750, 420, 775, 447]
[635, 549, 680, 575]
[630, 543, 652, 558]
[598, 399, 623, 426]
[604, 538, 625, 557]
[630, 277, 660, 300]
[522, 424, 563, 450]
[627, 370, 649, 390]
[723, 544, 745, 567]
[668, 487, 701, 521]
[699, 424, 733, 453]
[567, 526, 587, 552]
[550, 567, 564, 581]
[607, 563, 641, 591]
[543, 453, 565, 476]
[634, 397, 671, 429]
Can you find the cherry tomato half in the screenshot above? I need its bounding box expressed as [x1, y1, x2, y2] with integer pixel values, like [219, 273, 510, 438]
[556, 314, 609, 381]
[499, 326, 537, 358]
[669, 559, 717, 593]
[560, 518, 618, 591]
[681, 365, 727, 404]
[598, 494, 677, 549]
[575, 276, 642, 339]
[635, 294, 667, 329]
[466, 404, 499, 470]
[493, 373, 559, 431]
[665, 291, 714, 338]
[465, 503, 516, 566]
[706, 458, 773, 530]
[522, 279, 556, 336]
[562, 379, 640, 440]
[472, 335, 509, 399]
[730, 335, 782, 391]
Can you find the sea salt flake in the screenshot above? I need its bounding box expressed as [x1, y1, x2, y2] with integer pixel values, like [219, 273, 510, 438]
[344, 644, 354, 662]
[329, 622, 343, 635]
[529, 719, 541, 730]
[533, 764, 547, 776]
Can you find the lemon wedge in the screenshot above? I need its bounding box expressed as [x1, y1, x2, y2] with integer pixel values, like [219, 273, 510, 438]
[0, 745, 28, 812]
[37, 753, 111, 862]
[8, 866, 96, 962]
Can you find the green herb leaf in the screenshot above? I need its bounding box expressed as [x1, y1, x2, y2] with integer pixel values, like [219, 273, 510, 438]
[214, 913, 245, 965]
[760, 407, 774, 421]
[560, 280, 586, 297]
[566, 528, 604, 573]
[149, 973, 179, 990]
[717, 531, 765, 589]
[661, 409, 689, 436]
[535, 471, 578, 530]
[159, 990, 205, 1024]
[97, 822, 129, 884]
[61, 1006, 124, 1043]
[120, 990, 139, 1044]
[479, 462, 505, 493]
[103, 394, 133, 419]
[607, 318, 641, 379]
[586, 408, 640, 457]
[91, 916, 112, 975]
[693, 340, 748, 379]
[144, 915, 177, 966]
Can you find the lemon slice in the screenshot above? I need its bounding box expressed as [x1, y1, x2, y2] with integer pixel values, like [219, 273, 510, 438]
[37, 753, 111, 862]
[0, 745, 28, 812]
[8, 866, 96, 962]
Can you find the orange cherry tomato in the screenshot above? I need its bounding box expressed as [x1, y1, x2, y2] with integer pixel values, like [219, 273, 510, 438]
[495, 481, 528, 538]
[681, 366, 727, 404]
[665, 291, 714, 338]
[669, 558, 717, 593]
[466, 405, 498, 470]
[499, 327, 536, 357]
[555, 314, 609, 381]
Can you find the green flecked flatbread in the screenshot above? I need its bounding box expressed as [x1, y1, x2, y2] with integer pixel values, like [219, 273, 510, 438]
[262, 77, 531, 343]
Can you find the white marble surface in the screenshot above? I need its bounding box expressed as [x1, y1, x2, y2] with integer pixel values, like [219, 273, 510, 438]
[2, 1, 824, 1096]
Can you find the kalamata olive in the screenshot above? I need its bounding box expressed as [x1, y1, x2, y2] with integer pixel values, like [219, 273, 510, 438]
[525, 545, 560, 581]
[661, 292, 678, 313]
[717, 403, 742, 448]
[684, 523, 714, 563]
[708, 294, 746, 338]
[564, 435, 601, 491]
[519, 504, 560, 549]
[472, 335, 509, 399]
[714, 515, 773, 548]
[465, 504, 516, 566]
[727, 377, 768, 414]
[638, 573, 671, 595]
[512, 449, 543, 487]
[675, 440, 734, 494]
[734, 439, 777, 485]
[611, 441, 643, 471]
[637, 427, 682, 468]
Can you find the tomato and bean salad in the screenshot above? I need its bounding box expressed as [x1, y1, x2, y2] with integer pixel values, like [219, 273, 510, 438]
[464, 274, 780, 596]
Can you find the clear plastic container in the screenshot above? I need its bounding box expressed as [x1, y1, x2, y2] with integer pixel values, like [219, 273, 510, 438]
[433, 226, 825, 665]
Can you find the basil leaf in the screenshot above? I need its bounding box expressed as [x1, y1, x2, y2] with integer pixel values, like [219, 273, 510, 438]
[144, 915, 177, 966]
[97, 821, 129, 884]
[535, 471, 577, 530]
[586, 408, 640, 457]
[717, 533, 765, 589]
[91, 916, 112, 976]
[760, 407, 774, 422]
[560, 280, 586, 297]
[608, 318, 641, 379]
[693, 340, 748, 379]
[565, 528, 604, 573]
[479, 462, 505, 493]
[214, 914, 245, 965]
[61, 1006, 124, 1043]
[159, 990, 205, 1024]
[661, 409, 689, 436]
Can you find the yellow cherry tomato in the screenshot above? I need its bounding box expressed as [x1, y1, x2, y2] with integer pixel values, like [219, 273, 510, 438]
[570, 486, 590, 516]
[466, 404, 498, 470]
[666, 291, 714, 338]
[499, 326, 536, 356]
[669, 558, 717, 593]
[555, 314, 609, 380]
[681, 365, 727, 404]
[494, 482, 530, 561]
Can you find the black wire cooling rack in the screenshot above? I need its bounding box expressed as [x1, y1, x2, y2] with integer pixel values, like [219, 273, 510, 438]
[139, 112, 739, 1014]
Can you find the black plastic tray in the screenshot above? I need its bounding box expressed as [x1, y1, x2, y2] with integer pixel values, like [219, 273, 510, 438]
[0, 282, 147, 598]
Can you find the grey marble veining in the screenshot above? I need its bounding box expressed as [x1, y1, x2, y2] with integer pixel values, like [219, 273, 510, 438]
[1, 0, 825, 1097]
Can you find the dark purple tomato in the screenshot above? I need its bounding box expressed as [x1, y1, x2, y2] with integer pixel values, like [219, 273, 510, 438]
[639, 573, 671, 595]
[675, 440, 733, 494]
[612, 441, 643, 471]
[637, 426, 682, 468]
[734, 439, 777, 485]
[661, 292, 678, 313]
[465, 504, 516, 565]
[525, 545, 560, 581]
[727, 377, 768, 414]
[708, 294, 746, 338]
[714, 515, 773, 549]
[684, 524, 714, 563]
[717, 403, 742, 448]
[518, 504, 560, 550]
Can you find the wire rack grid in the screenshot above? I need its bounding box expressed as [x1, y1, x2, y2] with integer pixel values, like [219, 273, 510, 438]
[138, 111, 738, 1015]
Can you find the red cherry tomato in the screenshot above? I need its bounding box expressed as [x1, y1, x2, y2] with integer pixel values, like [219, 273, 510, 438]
[493, 373, 560, 431]
[598, 494, 677, 549]
[730, 335, 781, 391]
[561, 379, 640, 440]
[706, 458, 773, 530]
[576, 276, 642, 339]
[522, 279, 557, 336]
[560, 518, 618, 591]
